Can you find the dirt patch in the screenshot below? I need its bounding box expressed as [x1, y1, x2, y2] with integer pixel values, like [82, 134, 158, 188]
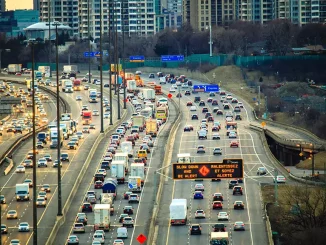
[296, 151, 326, 170]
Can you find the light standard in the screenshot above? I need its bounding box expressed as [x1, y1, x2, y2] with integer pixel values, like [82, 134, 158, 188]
[122, 0, 127, 110]
[108, 0, 113, 126]
[0, 49, 11, 73]
[310, 143, 315, 176]
[88, 0, 92, 84]
[99, 0, 104, 133]
[273, 168, 278, 206]
[48, 0, 52, 77]
[28, 38, 38, 245]
[206, 25, 213, 57]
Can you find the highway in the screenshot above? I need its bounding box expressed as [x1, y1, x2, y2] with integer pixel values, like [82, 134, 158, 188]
[54, 88, 177, 245]
[0, 78, 120, 245]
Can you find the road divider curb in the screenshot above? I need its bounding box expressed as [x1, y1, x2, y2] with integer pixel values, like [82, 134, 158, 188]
[147, 96, 182, 245]
[45, 104, 128, 245]
[264, 203, 274, 245]
[3, 157, 14, 175]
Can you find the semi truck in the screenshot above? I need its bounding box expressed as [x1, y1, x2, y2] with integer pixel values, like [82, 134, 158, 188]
[113, 152, 129, 174]
[130, 163, 145, 186]
[8, 64, 21, 74]
[62, 79, 73, 93]
[99, 193, 114, 215]
[82, 111, 92, 125]
[89, 89, 98, 103]
[132, 115, 145, 132]
[143, 89, 155, 102]
[15, 183, 29, 201]
[127, 80, 137, 93]
[111, 160, 126, 184]
[63, 65, 78, 73]
[73, 79, 82, 91]
[50, 128, 63, 148]
[128, 176, 142, 193]
[94, 204, 111, 231]
[146, 119, 158, 137]
[210, 232, 229, 245]
[177, 153, 191, 163]
[169, 199, 187, 225]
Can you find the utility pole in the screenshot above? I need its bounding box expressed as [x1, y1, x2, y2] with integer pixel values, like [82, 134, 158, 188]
[258, 85, 261, 112]
[88, 0, 91, 83]
[99, 0, 104, 133]
[265, 95, 268, 118]
[122, 0, 126, 110]
[311, 143, 315, 177]
[108, 0, 113, 126]
[274, 168, 278, 206]
[48, 0, 52, 77]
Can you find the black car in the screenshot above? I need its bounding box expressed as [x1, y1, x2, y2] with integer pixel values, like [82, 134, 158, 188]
[212, 224, 226, 232]
[191, 114, 199, 120]
[224, 104, 230, 110]
[185, 91, 191, 96]
[233, 186, 243, 195]
[202, 108, 208, 113]
[123, 206, 134, 215]
[199, 101, 205, 106]
[81, 202, 93, 212]
[94, 173, 105, 182]
[14, 127, 23, 134]
[184, 126, 192, 132]
[194, 97, 200, 103]
[60, 153, 69, 162]
[229, 180, 238, 189]
[235, 114, 242, 120]
[190, 224, 202, 235]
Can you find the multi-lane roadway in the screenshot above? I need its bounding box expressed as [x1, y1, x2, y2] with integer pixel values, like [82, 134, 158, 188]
[1, 79, 121, 245]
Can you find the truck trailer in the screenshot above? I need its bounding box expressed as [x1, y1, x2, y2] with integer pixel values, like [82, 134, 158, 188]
[169, 199, 187, 225]
[94, 204, 111, 231]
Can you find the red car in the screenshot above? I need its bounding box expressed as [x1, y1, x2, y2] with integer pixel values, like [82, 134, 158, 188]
[212, 126, 219, 132]
[133, 133, 139, 139]
[207, 98, 213, 103]
[94, 181, 103, 189]
[212, 100, 218, 105]
[212, 201, 223, 209]
[207, 116, 214, 122]
[230, 141, 239, 147]
[186, 101, 193, 106]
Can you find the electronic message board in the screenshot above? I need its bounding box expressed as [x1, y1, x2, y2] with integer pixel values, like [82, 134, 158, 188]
[172, 159, 244, 180]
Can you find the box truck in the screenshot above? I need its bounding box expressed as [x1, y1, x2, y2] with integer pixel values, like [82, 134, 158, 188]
[127, 80, 137, 93]
[143, 89, 155, 102]
[121, 141, 133, 158]
[8, 64, 21, 74]
[111, 160, 126, 184]
[146, 119, 158, 137]
[113, 152, 129, 171]
[50, 128, 63, 148]
[210, 232, 229, 245]
[94, 204, 111, 231]
[169, 199, 187, 225]
[132, 115, 145, 132]
[16, 184, 29, 201]
[63, 65, 78, 73]
[62, 79, 73, 93]
[130, 163, 145, 186]
[128, 176, 142, 193]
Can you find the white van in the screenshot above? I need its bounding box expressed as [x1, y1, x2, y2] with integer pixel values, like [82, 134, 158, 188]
[121, 141, 133, 158]
[117, 227, 128, 239]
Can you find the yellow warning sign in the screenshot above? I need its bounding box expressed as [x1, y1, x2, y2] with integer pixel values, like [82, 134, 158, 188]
[261, 121, 266, 127]
[299, 152, 303, 157]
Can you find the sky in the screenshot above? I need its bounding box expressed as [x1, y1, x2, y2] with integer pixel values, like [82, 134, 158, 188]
[6, 0, 33, 10]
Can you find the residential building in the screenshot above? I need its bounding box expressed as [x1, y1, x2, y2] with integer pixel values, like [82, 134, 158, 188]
[0, 10, 39, 38]
[157, 0, 182, 31]
[34, 0, 40, 10]
[0, 0, 5, 12]
[79, 0, 108, 40]
[183, 0, 325, 30]
[39, 0, 79, 37]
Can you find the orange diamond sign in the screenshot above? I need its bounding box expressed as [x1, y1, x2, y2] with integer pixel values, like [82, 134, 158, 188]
[199, 165, 210, 177]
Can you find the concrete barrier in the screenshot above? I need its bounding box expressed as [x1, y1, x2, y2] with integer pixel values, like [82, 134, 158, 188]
[3, 157, 14, 175]
[147, 97, 182, 245]
[45, 104, 128, 245]
[264, 204, 274, 245]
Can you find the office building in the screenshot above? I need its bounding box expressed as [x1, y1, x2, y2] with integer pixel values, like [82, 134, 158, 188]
[0, 10, 39, 38]
[0, 0, 5, 12]
[39, 0, 79, 37]
[34, 0, 40, 10]
[183, 0, 324, 30]
[157, 0, 182, 31]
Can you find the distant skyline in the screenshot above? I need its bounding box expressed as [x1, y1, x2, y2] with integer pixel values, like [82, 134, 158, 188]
[6, 0, 33, 10]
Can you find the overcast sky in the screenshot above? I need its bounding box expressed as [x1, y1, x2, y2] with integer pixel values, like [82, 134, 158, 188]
[6, 0, 33, 10]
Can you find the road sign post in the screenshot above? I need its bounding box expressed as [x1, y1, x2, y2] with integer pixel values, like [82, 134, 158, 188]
[130, 55, 145, 62]
[193, 84, 219, 93]
[161, 55, 184, 62]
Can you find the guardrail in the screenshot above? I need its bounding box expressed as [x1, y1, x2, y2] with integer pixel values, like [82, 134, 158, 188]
[45, 101, 128, 245]
[0, 80, 69, 173]
[3, 157, 14, 175]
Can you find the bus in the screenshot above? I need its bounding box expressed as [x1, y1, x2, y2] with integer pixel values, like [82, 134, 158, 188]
[156, 106, 168, 122]
[140, 107, 152, 119]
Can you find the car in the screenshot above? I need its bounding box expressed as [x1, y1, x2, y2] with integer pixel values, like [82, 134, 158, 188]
[184, 126, 192, 132]
[212, 126, 219, 132]
[123, 206, 134, 215]
[94, 230, 106, 238]
[176, 93, 182, 98]
[76, 131, 84, 139]
[94, 180, 103, 189]
[104, 113, 110, 119]
[93, 110, 99, 116]
[38, 191, 47, 200]
[202, 107, 209, 113]
[92, 241, 102, 245]
[76, 213, 88, 225]
[18, 222, 30, 232]
[89, 124, 96, 129]
[195, 183, 205, 191]
[24, 179, 33, 187]
[213, 147, 222, 155]
[238, 102, 244, 108]
[52, 160, 62, 168]
[81, 202, 93, 212]
[113, 239, 124, 245]
[197, 145, 205, 153]
[1, 224, 8, 234]
[128, 193, 140, 203]
[234, 221, 245, 231]
[9, 240, 21, 245]
[193, 191, 204, 199]
[67, 235, 79, 245]
[230, 141, 239, 147]
[217, 212, 229, 221]
[274, 175, 286, 183]
[36, 197, 46, 207]
[73, 223, 85, 233]
[232, 98, 238, 103]
[191, 114, 198, 120]
[257, 167, 267, 175]
[199, 101, 205, 106]
[234, 201, 245, 209]
[226, 95, 233, 100]
[233, 186, 243, 195]
[7, 210, 18, 219]
[190, 224, 202, 235]
[207, 116, 214, 122]
[212, 133, 220, 140]
[229, 132, 237, 138]
[76, 96, 82, 101]
[123, 191, 133, 200]
[149, 73, 155, 78]
[122, 216, 134, 227]
[212, 100, 218, 105]
[82, 126, 90, 133]
[207, 98, 213, 103]
[41, 184, 51, 192]
[213, 193, 224, 201]
[194, 209, 206, 219]
[212, 201, 223, 209]
[184, 90, 191, 96]
[119, 213, 129, 223]
[15, 165, 25, 173]
[36, 141, 44, 149]
[190, 105, 197, 111]
[87, 195, 97, 204]
[169, 87, 176, 93]
[216, 110, 223, 115]
[60, 153, 69, 162]
[187, 102, 193, 107]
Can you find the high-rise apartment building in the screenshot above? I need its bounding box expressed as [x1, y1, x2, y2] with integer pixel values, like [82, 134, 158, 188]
[34, 0, 40, 10]
[39, 0, 80, 37]
[183, 0, 325, 30]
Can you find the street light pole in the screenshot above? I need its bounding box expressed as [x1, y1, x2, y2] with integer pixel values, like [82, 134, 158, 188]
[273, 168, 278, 206]
[208, 25, 213, 57]
[122, 0, 126, 110]
[99, 0, 104, 133]
[29, 39, 38, 245]
[311, 143, 315, 176]
[88, 0, 91, 83]
[108, 0, 113, 126]
[48, 0, 52, 77]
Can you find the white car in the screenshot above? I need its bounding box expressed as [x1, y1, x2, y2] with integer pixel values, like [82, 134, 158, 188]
[93, 110, 99, 116]
[274, 175, 286, 183]
[176, 81, 181, 86]
[190, 106, 197, 111]
[217, 212, 229, 221]
[195, 184, 205, 191]
[104, 113, 110, 119]
[16, 165, 26, 173]
[37, 158, 47, 167]
[97, 169, 107, 176]
[238, 102, 244, 108]
[169, 87, 176, 93]
[92, 233, 105, 244]
[76, 96, 82, 101]
[195, 209, 206, 219]
[113, 239, 124, 245]
[18, 222, 30, 232]
[135, 70, 142, 75]
[229, 132, 237, 139]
